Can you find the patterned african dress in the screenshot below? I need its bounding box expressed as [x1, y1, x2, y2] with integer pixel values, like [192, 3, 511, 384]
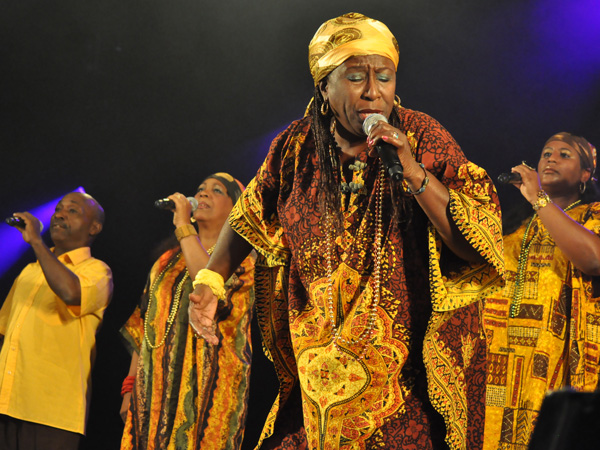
[483, 203, 600, 450]
[228, 106, 504, 450]
[120, 247, 255, 450]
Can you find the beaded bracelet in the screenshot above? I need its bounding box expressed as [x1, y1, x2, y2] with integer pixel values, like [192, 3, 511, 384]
[404, 163, 429, 195]
[174, 224, 197, 242]
[121, 375, 135, 397]
[192, 268, 226, 299]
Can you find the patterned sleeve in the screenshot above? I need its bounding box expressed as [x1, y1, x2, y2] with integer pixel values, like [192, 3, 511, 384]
[228, 119, 310, 268]
[401, 109, 504, 311]
[121, 306, 144, 355]
[581, 202, 600, 235]
[571, 202, 600, 390]
[120, 269, 153, 355]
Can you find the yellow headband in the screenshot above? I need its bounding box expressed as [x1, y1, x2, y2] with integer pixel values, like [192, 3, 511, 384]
[308, 12, 400, 86]
[545, 132, 597, 176]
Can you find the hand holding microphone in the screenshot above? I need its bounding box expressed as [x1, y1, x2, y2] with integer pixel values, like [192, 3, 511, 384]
[155, 194, 200, 229]
[497, 161, 536, 184]
[497, 161, 545, 206]
[5, 213, 44, 245]
[362, 113, 404, 181]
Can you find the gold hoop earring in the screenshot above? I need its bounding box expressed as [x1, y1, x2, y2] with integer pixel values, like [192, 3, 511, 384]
[580, 182, 587, 194]
[394, 95, 402, 108]
[321, 100, 330, 116]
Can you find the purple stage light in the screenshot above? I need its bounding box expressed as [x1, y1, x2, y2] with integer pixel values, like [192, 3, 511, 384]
[0, 187, 86, 276]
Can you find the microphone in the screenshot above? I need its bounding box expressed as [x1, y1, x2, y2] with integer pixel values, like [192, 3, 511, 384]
[154, 197, 199, 212]
[362, 113, 403, 181]
[497, 172, 522, 184]
[5, 216, 44, 232]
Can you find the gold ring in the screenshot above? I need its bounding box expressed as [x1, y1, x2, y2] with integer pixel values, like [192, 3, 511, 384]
[521, 161, 535, 170]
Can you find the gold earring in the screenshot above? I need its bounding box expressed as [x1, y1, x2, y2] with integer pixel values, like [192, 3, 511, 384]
[190, 217, 196, 223]
[321, 99, 330, 116]
[394, 95, 402, 108]
[580, 182, 587, 194]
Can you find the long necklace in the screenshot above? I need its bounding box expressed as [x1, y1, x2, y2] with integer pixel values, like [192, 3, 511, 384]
[144, 244, 214, 349]
[509, 199, 582, 318]
[324, 163, 385, 360]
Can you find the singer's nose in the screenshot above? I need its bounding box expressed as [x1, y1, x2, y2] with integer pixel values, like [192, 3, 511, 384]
[361, 74, 379, 101]
[52, 209, 66, 221]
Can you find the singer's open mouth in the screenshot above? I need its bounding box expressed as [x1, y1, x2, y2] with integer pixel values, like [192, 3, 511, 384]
[358, 110, 383, 121]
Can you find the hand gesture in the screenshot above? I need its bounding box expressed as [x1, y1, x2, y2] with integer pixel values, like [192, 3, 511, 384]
[168, 193, 194, 228]
[12, 212, 43, 244]
[189, 284, 219, 345]
[510, 162, 543, 204]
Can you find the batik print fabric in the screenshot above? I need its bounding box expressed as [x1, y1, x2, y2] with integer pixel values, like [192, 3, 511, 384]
[228, 106, 504, 450]
[120, 247, 255, 450]
[483, 203, 600, 450]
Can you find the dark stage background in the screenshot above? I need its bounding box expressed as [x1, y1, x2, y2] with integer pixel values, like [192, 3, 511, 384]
[1, 1, 599, 449]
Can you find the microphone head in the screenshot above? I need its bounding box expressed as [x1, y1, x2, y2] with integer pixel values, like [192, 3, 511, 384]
[362, 113, 388, 135]
[188, 197, 198, 212]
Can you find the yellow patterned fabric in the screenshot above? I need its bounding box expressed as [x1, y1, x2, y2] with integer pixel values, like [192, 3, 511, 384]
[120, 248, 255, 450]
[229, 106, 503, 449]
[483, 203, 600, 449]
[308, 12, 399, 85]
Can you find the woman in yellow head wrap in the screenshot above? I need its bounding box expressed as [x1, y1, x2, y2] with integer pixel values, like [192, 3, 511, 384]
[190, 12, 503, 449]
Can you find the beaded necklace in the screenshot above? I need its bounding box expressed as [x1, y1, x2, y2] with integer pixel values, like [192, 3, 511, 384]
[324, 163, 385, 360]
[144, 244, 215, 349]
[509, 199, 581, 318]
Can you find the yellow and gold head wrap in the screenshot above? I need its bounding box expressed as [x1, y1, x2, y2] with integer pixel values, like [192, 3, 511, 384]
[545, 132, 597, 178]
[308, 12, 400, 86]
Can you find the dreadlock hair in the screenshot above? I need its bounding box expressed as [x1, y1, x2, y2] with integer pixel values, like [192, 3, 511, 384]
[310, 85, 413, 233]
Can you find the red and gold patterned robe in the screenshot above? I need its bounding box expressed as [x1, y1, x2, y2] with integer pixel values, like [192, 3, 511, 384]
[230, 107, 503, 449]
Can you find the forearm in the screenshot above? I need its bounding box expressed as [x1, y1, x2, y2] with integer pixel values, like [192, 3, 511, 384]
[30, 239, 82, 305]
[206, 221, 253, 280]
[179, 235, 211, 279]
[537, 204, 600, 275]
[405, 167, 483, 263]
[127, 351, 139, 377]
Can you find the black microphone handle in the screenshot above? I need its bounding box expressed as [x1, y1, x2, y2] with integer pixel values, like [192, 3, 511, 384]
[497, 172, 522, 184]
[5, 216, 25, 228]
[4, 216, 44, 232]
[154, 197, 199, 211]
[376, 143, 404, 181]
[154, 198, 176, 210]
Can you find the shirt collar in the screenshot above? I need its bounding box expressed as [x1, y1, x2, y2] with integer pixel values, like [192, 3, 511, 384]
[52, 247, 92, 265]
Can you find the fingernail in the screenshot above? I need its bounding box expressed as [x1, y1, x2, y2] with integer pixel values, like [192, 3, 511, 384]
[381, 136, 389, 141]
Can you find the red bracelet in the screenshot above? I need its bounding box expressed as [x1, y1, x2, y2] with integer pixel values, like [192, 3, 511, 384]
[121, 375, 136, 397]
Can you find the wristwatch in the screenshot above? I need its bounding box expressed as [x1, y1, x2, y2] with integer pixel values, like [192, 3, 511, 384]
[532, 190, 552, 211]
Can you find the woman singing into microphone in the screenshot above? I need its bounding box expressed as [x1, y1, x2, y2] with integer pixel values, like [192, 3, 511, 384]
[484, 132, 600, 449]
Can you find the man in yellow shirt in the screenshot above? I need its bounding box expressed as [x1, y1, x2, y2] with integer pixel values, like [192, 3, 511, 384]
[0, 192, 113, 450]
